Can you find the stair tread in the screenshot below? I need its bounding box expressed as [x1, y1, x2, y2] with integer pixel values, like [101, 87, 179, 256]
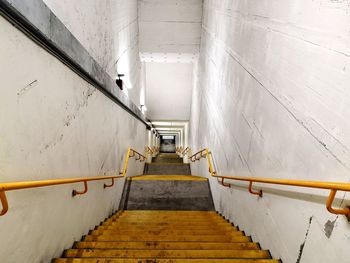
[130, 175, 206, 181]
[64, 249, 271, 259]
[74, 241, 260, 250]
[90, 230, 245, 237]
[84, 235, 251, 242]
[96, 227, 238, 233]
[54, 259, 279, 263]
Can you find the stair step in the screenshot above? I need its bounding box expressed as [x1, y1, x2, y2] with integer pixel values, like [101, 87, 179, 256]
[96, 225, 238, 232]
[95, 223, 238, 232]
[64, 249, 271, 259]
[54, 259, 279, 263]
[101, 222, 233, 228]
[74, 241, 260, 250]
[106, 216, 227, 222]
[83, 234, 251, 242]
[131, 175, 206, 181]
[89, 230, 245, 236]
[118, 210, 218, 216]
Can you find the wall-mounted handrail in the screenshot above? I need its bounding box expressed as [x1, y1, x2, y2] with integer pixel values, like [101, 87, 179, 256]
[182, 147, 191, 156]
[189, 148, 350, 218]
[119, 148, 147, 177]
[0, 147, 148, 217]
[0, 175, 122, 216]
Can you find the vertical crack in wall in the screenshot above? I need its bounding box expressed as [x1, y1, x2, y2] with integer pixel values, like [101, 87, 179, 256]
[296, 216, 313, 263]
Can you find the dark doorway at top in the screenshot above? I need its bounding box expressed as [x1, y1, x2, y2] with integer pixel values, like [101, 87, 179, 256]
[160, 135, 176, 153]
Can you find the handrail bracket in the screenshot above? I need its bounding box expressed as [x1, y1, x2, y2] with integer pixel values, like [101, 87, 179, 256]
[72, 181, 88, 196]
[249, 182, 263, 197]
[104, 178, 115, 188]
[326, 189, 350, 218]
[0, 191, 9, 216]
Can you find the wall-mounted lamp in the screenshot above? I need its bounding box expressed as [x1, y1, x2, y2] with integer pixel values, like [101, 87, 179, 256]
[116, 74, 125, 90]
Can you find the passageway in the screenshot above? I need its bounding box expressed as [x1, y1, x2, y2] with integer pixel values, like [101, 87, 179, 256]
[1, 1, 350, 263]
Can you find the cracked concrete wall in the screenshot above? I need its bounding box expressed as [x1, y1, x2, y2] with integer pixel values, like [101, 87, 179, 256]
[190, 1, 350, 262]
[43, 0, 142, 107]
[0, 11, 146, 263]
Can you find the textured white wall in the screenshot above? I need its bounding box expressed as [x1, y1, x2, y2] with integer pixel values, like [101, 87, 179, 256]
[145, 62, 193, 120]
[138, 0, 202, 54]
[0, 10, 146, 263]
[190, 1, 350, 262]
[43, 0, 142, 106]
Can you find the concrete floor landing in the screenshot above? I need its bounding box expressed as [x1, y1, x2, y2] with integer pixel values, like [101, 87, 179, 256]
[119, 154, 215, 211]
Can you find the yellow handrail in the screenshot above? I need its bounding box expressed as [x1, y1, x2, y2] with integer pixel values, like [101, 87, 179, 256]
[0, 147, 147, 217]
[120, 148, 147, 177]
[0, 175, 121, 216]
[182, 147, 191, 156]
[190, 148, 350, 218]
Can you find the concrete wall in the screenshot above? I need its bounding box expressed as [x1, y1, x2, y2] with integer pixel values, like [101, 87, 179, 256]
[145, 62, 194, 120]
[43, 0, 142, 106]
[0, 7, 146, 263]
[190, 1, 350, 262]
[138, 0, 202, 54]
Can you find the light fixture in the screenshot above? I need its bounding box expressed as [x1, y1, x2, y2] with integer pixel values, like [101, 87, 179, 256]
[116, 74, 125, 90]
[140, 105, 147, 113]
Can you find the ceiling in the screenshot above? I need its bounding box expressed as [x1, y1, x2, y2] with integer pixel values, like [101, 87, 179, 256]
[138, 0, 203, 121]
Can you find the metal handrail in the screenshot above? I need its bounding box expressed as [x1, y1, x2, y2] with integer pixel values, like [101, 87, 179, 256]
[119, 148, 147, 177]
[0, 147, 147, 216]
[182, 147, 191, 156]
[190, 148, 350, 218]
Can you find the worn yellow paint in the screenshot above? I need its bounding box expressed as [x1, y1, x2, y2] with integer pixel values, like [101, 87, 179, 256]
[74, 241, 258, 250]
[64, 249, 270, 259]
[89, 229, 244, 237]
[54, 211, 279, 262]
[55, 259, 280, 263]
[83, 234, 251, 242]
[97, 225, 238, 232]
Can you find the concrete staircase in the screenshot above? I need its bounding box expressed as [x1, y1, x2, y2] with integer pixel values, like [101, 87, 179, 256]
[53, 153, 279, 262]
[54, 210, 279, 262]
[144, 153, 191, 175]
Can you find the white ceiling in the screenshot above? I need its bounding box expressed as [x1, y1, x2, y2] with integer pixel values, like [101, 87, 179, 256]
[138, 0, 202, 121]
[138, 0, 202, 54]
[140, 53, 199, 63]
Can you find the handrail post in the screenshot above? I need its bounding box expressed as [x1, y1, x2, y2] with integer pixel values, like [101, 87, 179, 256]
[120, 148, 131, 177]
[326, 189, 350, 218]
[72, 181, 88, 196]
[104, 178, 115, 188]
[248, 181, 263, 197]
[0, 191, 9, 216]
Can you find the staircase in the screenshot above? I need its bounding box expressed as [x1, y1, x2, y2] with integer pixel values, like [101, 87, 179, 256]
[53, 152, 279, 262]
[54, 210, 279, 262]
[144, 153, 191, 175]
